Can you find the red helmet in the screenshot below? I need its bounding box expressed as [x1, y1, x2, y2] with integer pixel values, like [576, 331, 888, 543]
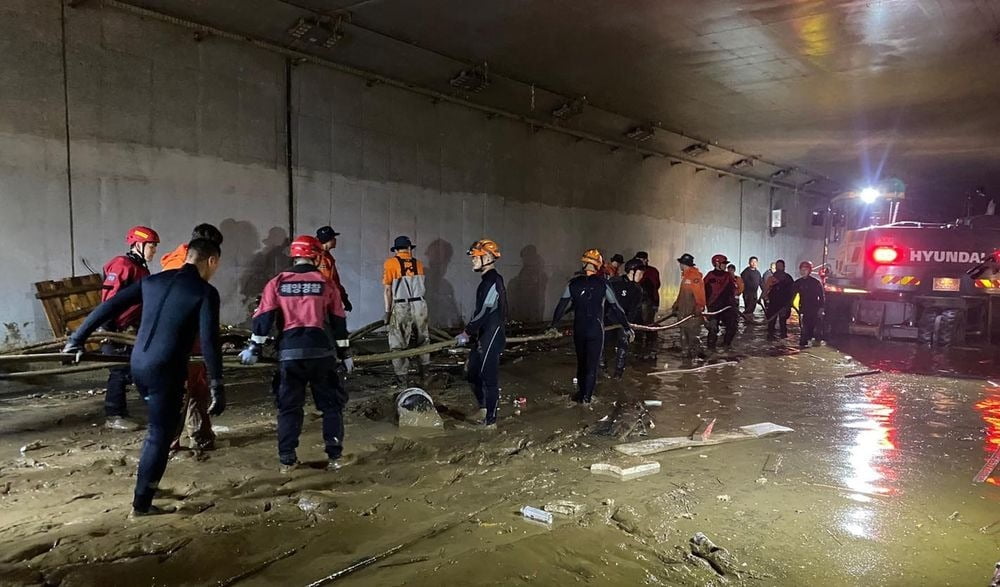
[126, 226, 160, 245]
[711, 254, 728, 266]
[289, 234, 322, 259]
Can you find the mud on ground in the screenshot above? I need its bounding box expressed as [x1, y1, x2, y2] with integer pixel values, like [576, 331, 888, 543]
[3, 322, 1000, 586]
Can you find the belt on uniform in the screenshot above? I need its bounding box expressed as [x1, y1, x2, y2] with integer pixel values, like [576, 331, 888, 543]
[394, 297, 424, 304]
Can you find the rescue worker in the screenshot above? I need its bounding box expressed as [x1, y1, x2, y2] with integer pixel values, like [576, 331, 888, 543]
[728, 263, 744, 310]
[671, 253, 706, 362]
[383, 236, 430, 385]
[607, 258, 645, 378]
[63, 238, 225, 516]
[703, 255, 739, 349]
[633, 251, 661, 351]
[100, 225, 160, 431]
[161, 223, 224, 451]
[548, 249, 633, 405]
[239, 235, 352, 472]
[455, 239, 507, 427]
[316, 226, 352, 313]
[764, 259, 795, 340]
[601, 254, 624, 279]
[793, 261, 825, 347]
[740, 256, 762, 315]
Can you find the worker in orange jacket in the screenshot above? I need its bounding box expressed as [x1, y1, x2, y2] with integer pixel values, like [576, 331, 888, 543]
[671, 253, 706, 362]
[161, 223, 224, 451]
[316, 226, 352, 313]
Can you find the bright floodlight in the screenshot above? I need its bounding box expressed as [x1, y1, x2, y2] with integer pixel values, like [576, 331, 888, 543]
[859, 187, 881, 203]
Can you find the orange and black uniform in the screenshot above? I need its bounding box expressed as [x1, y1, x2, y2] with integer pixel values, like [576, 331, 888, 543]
[100, 251, 150, 418]
[318, 250, 352, 312]
[383, 251, 430, 376]
[703, 269, 738, 348]
[673, 266, 706, 358]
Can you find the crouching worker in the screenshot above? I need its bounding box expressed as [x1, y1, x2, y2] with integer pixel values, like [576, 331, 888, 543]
[239, 235, 353, 472]
[455, 239, 508, 427]
[64, 239, 225, 516]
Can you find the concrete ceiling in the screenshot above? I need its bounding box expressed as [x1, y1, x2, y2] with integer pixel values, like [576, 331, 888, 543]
[124, 0, 1000, 217]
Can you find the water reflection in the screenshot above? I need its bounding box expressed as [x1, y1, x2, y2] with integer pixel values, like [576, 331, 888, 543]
[973, 389, 1000, 486]
[838, 382, 899, 539]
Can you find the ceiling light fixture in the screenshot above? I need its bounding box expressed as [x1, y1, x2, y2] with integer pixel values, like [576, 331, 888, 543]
[552, 96, 587, 120]
[731, 158, 754, 169]
[450, 63, 490, 92]
[682, 143, 709, 157]
[287, 16, 344, 49]
[624, 125, 656, 142]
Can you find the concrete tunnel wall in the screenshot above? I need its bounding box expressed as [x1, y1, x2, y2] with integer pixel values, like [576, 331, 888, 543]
[0, 1, 827, 346]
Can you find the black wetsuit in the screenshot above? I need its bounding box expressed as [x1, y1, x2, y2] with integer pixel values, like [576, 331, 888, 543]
[765, 271, 795, 338]
[608, 275, 643, 377]
[463, 269, 508, 424]
[793, 275, 824, 346]
[551, 274, 630, 403]
[69, 264, 222, 512]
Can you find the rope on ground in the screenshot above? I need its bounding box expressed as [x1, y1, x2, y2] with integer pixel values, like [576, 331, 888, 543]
[648, 360, 739, 375]
[348, 320, 385, 341]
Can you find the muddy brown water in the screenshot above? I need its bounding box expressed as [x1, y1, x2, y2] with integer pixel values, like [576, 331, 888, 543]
[2, 321, 1000, 586]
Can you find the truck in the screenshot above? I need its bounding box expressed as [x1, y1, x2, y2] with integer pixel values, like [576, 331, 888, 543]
[821, 179, 1000, 346]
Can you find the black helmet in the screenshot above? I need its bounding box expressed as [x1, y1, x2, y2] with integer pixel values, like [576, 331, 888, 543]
[634, 251, 649, 261]
[677, 253, 695, 267]
[316, 226, 340, 244]
[610, 253, 625, 264]
[624, 258, 644, 273]
[392, 236, 414, 251]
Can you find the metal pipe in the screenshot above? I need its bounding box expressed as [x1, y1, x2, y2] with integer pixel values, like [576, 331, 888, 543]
[60, 0, 76, 276]
[99, 0, 827, 196]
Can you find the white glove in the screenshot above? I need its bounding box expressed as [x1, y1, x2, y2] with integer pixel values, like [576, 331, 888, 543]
[455, 332, 471, 346]
[238, 344, 260, 366]
[62, 340, 84, 363]
[342, 356, 355, 374]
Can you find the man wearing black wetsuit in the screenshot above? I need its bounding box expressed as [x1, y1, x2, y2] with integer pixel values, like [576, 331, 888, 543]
[548, 249, 633, 405]
[607, 258, 645, 378]
[64, 239, 225, 516]
[456, 239, 508, 427]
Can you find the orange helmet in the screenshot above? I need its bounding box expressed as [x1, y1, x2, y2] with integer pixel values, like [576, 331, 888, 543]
[467, 239, 501, 258]
[126, 226, 160, 245]
[289, 234, 322, 259]
[581, 248, 603, 269]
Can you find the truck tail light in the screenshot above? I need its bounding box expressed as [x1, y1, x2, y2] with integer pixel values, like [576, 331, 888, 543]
[871, 246, 899, 264]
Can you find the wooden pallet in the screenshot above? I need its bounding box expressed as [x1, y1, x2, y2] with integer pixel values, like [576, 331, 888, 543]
[33, 274, 103, 336]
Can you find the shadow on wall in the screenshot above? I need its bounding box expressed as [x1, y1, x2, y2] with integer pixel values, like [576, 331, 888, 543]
[508, 244, 549, 323]
[424, 238, 461, 328]
[240, 226, 289, 319]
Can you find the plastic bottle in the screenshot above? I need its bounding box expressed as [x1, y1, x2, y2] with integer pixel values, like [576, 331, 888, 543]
[520, 506, 553, 524]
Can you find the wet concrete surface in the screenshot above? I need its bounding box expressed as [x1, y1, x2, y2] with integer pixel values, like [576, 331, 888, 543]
[2, 316, 1000, 586]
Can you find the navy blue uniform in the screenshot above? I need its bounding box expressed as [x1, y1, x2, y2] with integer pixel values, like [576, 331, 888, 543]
[463, 270, 508, 424]
[551, 274, 630, 403]
[608, 276, 643, 377]
[70, 264, 222, 512]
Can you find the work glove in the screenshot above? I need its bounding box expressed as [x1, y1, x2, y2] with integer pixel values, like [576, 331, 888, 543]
[238, 343, 260, 366]
[341, 356, 355, 374]
[343, 299, 353, 313]
[625, 328, 636, 344]
[208, 380, 226, 416]
[455, 332, 471, 346]
[544, 327, 561, 337]
[61, 339, 84, 363]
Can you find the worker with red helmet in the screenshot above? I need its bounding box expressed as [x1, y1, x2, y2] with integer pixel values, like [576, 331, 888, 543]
[548, 249, 633, 406]
[239, 235, 352, 472]
[703, 254, 739, 349]
[672, 253, 706, 362]
[99, 225, 160, 431]
[455, 239, 508, 427]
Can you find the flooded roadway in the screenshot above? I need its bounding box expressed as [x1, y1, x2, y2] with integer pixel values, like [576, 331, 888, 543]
[2, 319, 1000, 586]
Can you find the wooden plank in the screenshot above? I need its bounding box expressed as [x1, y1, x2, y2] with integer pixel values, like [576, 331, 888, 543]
[615, 422, 794, 457]
[34, 280, 102, 299]
[33, 274, 103, 337]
